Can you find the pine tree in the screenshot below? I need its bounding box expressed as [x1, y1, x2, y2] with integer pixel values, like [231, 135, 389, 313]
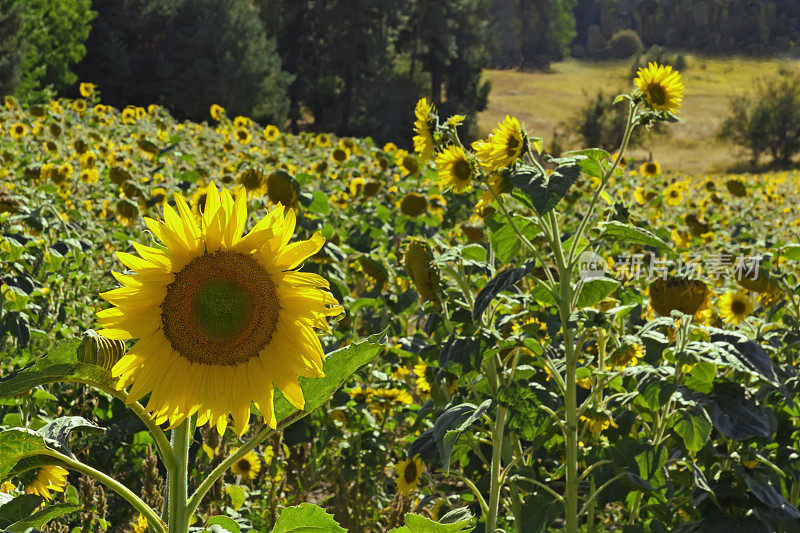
[0, 0, 25, 97]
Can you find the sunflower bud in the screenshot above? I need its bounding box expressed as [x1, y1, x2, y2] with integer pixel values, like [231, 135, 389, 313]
[77, 329, 126, 371]
[404, 239, 439, 303]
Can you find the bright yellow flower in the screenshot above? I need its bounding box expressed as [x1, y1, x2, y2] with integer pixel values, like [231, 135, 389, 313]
[396, 456, 425, 495]
[639, 160, 661, 177]
[412, 98, 435, 163]
[98, 183, 343, 436]
[229, 448, 262, 479]
[634, 62, 684, 113]
[472, 115, 526, 170]
[434, 145, 473, 192]
[263, 125, 280, 141]
[79, 82, 96, 98]
[718, 290, 753, 325]
[24, 466, 68, 500]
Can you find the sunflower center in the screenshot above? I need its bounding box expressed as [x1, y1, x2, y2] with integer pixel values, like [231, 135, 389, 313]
[241, 170, 262, 190]
[730, 299, 746, 315]
[646, 83, 667, 106]
[161, 251, 280, 366]
[452, 159, 472, 182]
[505, 135, 521, 156]
[404, 461, 418, 483]
[237, 459, 251, 473]
[645, 163, 657, 173]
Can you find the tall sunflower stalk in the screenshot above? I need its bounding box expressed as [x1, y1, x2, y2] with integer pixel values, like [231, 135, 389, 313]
[416, 62, 684, 532]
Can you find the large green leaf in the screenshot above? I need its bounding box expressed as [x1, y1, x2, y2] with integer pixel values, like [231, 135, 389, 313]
[273, 331, 387, 422]
[4, 502, 80, 532]
[673, 406, 712, 453]
[575, 278, 619, 308]
[0, 429, 68, 480]
[509, 157, 583, 217]
[0, 338, 116, 399]
[596, 221, 672, 251]
[0, 494, 44, 529]
[272, 503, 346, 533]
[388, 511, 474, 533]
[486, 215, 541, 264]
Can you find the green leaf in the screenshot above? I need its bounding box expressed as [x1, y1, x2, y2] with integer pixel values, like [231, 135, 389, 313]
[575, 278, 619, 308]
[433, 400, 492, 470]
[596, 221, 671, 251]
[782, 244, 800, 261]
[0, 338, 116, 399]
[674, 406, 712, 453]
[309, 191, 331, 216]
[272, 503, 346, 533]
[403, 512, 473, 533]
[485, 215, 541, 264]
[273, 331, 387, 422]
[225, 484, 247, 511]
[0, 428, 63, 480]
[509, 158, 583, 217]
[205, 515, 241, 533]
[461, 244, 487, 264]
[37, 417, 104, 457]
[5, 502, 81, 532]
[0, 494, 44, 529]
[683, 361, 716, 393]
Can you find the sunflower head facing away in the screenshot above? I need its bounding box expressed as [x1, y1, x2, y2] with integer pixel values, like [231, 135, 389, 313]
[98, 183, 343, 436]
[396, 455, 425, 496]
[635, 62, 684, 114]
[412, 98, 436, 163]
[22, 465, 69, 500]
[648, 278, 710, 319]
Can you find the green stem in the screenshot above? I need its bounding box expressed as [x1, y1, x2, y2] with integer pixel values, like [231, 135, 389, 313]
[168, 419, 192, 533]
[486, 405, 508, 533]
[49, 452, 166, 533]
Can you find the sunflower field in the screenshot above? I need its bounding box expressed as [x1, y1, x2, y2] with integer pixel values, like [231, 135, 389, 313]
[2, 66, 800, 533]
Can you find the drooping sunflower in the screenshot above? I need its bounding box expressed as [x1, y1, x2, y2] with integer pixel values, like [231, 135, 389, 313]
[639, 160, 661, 178]
[648, 278, 710, 318]
[718, 290, 753, 325]
[412, 98, 436, 163]
[229, 448, 262, 480]
[413, 359, 431, 393]
[634, 62, 684, 113]
[472, 115, 526, 171]
[79, 82, 96, 98]
[434, 145, 474, 192]
[396, 455, 425, 496]
[23, 466, 69, 500]
[210, 104, 225, 121]
[98, 183, 343, 436]
[607, 342, 645, 369]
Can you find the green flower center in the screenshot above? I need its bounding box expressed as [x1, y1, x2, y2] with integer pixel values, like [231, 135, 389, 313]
[193, 279, 252, 339]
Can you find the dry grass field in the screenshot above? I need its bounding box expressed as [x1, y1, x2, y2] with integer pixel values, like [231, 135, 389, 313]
[478, 56, 796, 174]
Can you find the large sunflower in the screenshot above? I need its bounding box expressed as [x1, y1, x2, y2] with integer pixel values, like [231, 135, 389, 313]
[648, 278, 710, 318]
[634, 62, 684, 113]
[434, 145, 474, 192]
[98, 183, 343, 436]
[412, 98, 435, 163]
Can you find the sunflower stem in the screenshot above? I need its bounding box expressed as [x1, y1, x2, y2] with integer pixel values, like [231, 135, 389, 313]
[168, 419, 192, 533]
[186, 409, 305, 518]
[44, 451, 166, 533]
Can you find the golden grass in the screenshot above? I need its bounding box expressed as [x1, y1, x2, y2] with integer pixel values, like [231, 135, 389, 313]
[478, 56, 794, 174]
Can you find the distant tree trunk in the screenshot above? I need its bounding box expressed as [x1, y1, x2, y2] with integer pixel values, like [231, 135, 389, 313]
[519, 0, 528, 69]
[431, 63, 442, 106]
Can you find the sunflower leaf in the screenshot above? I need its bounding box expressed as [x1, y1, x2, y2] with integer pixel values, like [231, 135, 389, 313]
[272, 330, 387, 422]
[596, 221, 672, 251]
[36, 417, 105, 458]
[0, 494, 44, 529]
[0, 428, 71, 481]
[3, 501, 81, 533]
[509, 157, 583, 216]
[0, 338, 117, 399]
[272, 503, 346, 533]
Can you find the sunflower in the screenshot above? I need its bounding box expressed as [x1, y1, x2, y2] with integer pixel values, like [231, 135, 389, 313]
[435, 145, 473, 191]
[634, 62, 684, 113]
[400, 153, 420, 176]
[413, 359, 431, 393]
[79, 82, 96, 98]
[348, 386, 374, 402]
[412, 98, 435, 163]
[640, 161, 661, 178]
[233, 116, 252, 128]
[72, 99, 87, 113]
[264, 125, 280, 142]
[80, 169, 99, 184]
[472, 115, 526, 171]
[266, 171, 298, 208]
[233, 128, 252, 145]
[133, 514, 148, 533]
[396, 456, 425, 496]
[210, 104, 225, 121]
[398, 192, 427, 217]
[607, 342, 644, 369]
[115, 199, 140, 227]
[663, 183, 683, 206]
[23, 466, 69, 500]
[580, 411, 618, 435]
[9, 123, 27, 140]
[229, 448, 262, 480]
[718, 290, 753, 325]
[98, 183, 343, 436]
[316, 133, 332, 148]
[237, 168, 267, 197]
[648, 278, 710, 318]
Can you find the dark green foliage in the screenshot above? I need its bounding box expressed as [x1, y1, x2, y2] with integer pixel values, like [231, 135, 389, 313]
[0, 0, 24, 97]
[630, 45, 686, 78]
[569, 89, 649, 151]
[719, 68, 800, 167]
[489, 0, 577, 69]
[77, 0, 291, 123]
[16, 0, 95, 103]
[606, 29, 643, 59]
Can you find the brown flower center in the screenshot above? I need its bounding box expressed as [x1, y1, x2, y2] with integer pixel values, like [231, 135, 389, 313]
[161, 251, 279, 365]
[403, 461, 418, 483]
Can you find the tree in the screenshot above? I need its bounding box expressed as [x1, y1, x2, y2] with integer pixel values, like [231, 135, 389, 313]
[16, 0, 95, 102]
[77, 0, 291, 123]
[0, 0, 25, 97]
